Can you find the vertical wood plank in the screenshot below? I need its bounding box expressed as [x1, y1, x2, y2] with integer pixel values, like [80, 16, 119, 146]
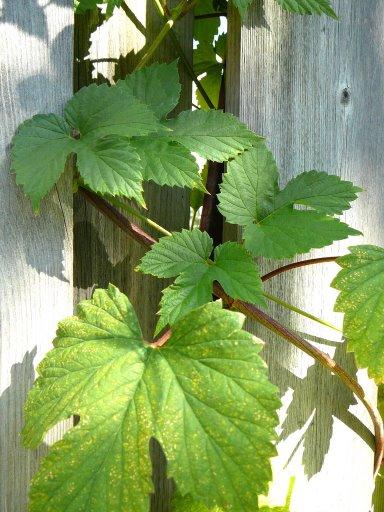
[227, 1, 384, 510]
[73, 4, 192, 510]
[0, 1, 73, 510]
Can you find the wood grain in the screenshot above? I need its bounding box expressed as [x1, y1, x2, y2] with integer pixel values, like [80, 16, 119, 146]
[0, 1, 73, 510]
[73, 3, 192, 510]
[227, 1, 384, 510]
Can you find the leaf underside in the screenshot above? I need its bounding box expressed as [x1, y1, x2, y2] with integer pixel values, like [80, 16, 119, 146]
[24, 285, 280, 512]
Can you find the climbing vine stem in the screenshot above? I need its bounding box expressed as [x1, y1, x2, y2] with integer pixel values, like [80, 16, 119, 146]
[78, 185, 384, 475]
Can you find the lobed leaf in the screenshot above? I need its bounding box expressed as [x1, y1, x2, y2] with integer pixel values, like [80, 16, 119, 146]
[219, 157, 361, 259]
[24, 286, 280, 512]
[332, 245, 384, 383]
[138, 230, 265, 331]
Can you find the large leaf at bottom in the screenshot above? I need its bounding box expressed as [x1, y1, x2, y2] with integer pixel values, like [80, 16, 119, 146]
[23, 286, 280, 512]
[332, 245, 384, 383]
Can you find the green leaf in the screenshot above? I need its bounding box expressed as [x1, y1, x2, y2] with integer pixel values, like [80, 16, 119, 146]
[194, 42, 221, 76]
[11, 114, 76, 211]
[166, 110, 262, 162]
[137, 228, 213, 278]
[219, 155, 361, 259]
[65, 83, 162, 141]
[274, 171, 361, 215]
[131, 138, 204, 190]
[118, 61, 181, 119]
[172, 492, 221, 511]
[332, 245, 384, 383]
[139, 230, 265, 331]
[244, 209, 360, 259]
[75, 136, 144, 204]
[274, 0, 338, 18]
[232, 0, 254, 19]
[212, 242, 265, 304]
[24, 286, 280, 512]
[218, 142, 279, 225]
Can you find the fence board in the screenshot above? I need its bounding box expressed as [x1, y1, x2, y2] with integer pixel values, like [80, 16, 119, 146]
[227, 1, 384, 510]
[0, 1, 73, 510]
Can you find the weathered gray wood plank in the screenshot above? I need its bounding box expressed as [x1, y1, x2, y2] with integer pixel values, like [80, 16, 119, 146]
[227, 1, 384, 510]
[74, 4, 192, 510]
[0, 1, 73, 510]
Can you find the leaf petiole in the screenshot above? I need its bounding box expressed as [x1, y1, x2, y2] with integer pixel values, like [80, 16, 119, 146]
[263, 291, 342, 333]
[105, 194, 172, 237]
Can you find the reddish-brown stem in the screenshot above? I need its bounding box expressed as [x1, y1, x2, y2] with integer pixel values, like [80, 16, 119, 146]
[79, 189, 384, 475]
[261, 256, 339, 281]
[78, 187, 156, 247]
[212, 282, 384, 475]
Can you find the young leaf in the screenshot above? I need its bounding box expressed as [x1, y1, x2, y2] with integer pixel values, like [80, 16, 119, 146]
[219, 158, 362, 259]
[131, 138, 204, 190]
[24, 286, 280, 512]
[137, 228, 213, 278]
[166, 110, 263, 162]
[274, 0, 338, 18]
[11, 114, 76, 211]
[118, 61, 181, 119]
[75, 136, 144, 204]
[65, 83, 162, 141]
[138, 230, 265, 331]
[332, 245, 384, 383]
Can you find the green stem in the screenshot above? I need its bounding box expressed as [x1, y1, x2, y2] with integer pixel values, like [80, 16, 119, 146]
[106, 196, 171, 237]
[264, 291, 342, 333]
[152, 0, 216, 110]
[135, 0, 189, 71]
[190, 209, 198, 230]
